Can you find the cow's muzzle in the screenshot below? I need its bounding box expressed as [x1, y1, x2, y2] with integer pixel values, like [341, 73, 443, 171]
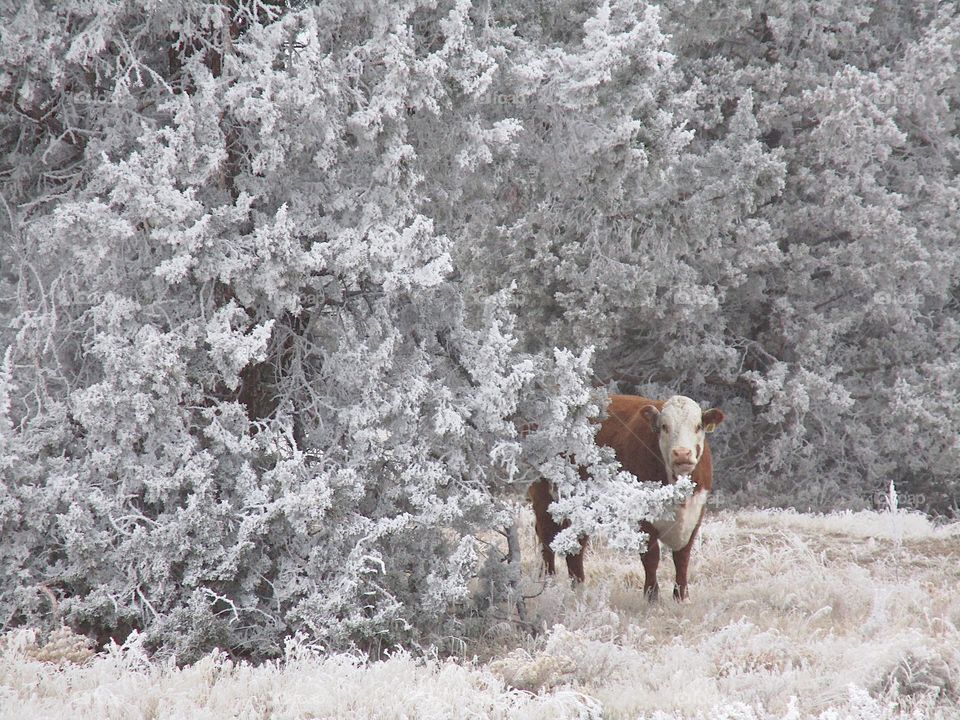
[671, 447, 697, 476]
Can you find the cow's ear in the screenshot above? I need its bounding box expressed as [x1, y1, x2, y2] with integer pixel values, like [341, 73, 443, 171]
[702, 408, 725, 433]
[640, 404, 661, 432]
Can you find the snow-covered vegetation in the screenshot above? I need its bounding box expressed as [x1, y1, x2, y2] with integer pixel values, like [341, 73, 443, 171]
[3, 509, 958, 719]
[1, 0, 958, 699]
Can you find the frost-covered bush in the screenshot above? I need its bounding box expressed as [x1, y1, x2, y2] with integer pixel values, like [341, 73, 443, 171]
[677, 2, 960, 511]
[0, 0, 690, 658]
[426, 0, 960, 514]
[579, 2, 958, 512]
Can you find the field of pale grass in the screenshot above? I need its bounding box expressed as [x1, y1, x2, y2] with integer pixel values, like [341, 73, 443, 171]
[3, 508, 959, 719]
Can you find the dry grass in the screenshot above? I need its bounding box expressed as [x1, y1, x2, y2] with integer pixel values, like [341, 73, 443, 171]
[2, 508, 958, 719]
[482, 508, 960, 718]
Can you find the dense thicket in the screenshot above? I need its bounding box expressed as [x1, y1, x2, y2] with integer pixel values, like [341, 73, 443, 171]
[1, 0, 957, 657]
[647, 0, 960, 513]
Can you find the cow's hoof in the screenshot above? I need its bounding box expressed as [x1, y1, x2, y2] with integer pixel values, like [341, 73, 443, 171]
[644, 585, 660, 603]
[673, 585, 690, 603]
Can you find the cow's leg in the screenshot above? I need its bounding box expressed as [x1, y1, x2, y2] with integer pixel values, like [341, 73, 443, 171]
[640, 522, 661, 601]
[529, 480, 559, 575]
[672, 520, 702, 601]
[565, 536, 588, 583]
[671, 545, 691, 601]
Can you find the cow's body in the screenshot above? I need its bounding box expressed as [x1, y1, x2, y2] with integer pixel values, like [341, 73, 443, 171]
[530, 394, 723, 601]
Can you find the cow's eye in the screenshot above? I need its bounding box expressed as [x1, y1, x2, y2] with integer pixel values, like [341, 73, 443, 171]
[660, 424, 668, 434]
[696, 424, 703, 432]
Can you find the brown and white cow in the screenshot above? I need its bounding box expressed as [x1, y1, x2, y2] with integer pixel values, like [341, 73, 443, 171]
[529, 394, 725, 601]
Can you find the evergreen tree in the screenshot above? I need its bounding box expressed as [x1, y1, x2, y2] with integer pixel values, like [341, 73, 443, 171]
[0, 0, 687, 658]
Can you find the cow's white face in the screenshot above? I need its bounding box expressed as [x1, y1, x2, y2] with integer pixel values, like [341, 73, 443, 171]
[641, 396, 724, 482]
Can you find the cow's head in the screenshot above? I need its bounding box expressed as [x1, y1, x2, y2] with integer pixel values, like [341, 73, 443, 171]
[641, 396, 724, 482]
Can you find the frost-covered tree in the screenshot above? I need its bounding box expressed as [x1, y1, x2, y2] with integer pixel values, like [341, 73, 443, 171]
[497, 1, 959, 513]
[656, 1, 960, 511]
[435, 1, 960, 514]
[0, 0, 691, 658]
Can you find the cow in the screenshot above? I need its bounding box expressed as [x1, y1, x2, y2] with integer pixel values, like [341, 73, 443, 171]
[529, 394, 725, 601]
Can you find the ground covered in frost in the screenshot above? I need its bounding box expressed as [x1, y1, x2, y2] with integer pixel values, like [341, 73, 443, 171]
[3, 509, 958, 719]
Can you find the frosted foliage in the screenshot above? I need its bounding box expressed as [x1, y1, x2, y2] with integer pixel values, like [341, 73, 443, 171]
[0, 0, 958, 666]
[3, 511, 958, 718]
[424, 0, 959, 511]
[0, 629, 604, 719]
[587, 0, 959, 511]
[0, 0, 682, 658]
[21, 625, 96, 666]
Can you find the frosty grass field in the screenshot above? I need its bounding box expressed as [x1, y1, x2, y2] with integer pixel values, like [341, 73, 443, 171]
[3, 508, 958, 719]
